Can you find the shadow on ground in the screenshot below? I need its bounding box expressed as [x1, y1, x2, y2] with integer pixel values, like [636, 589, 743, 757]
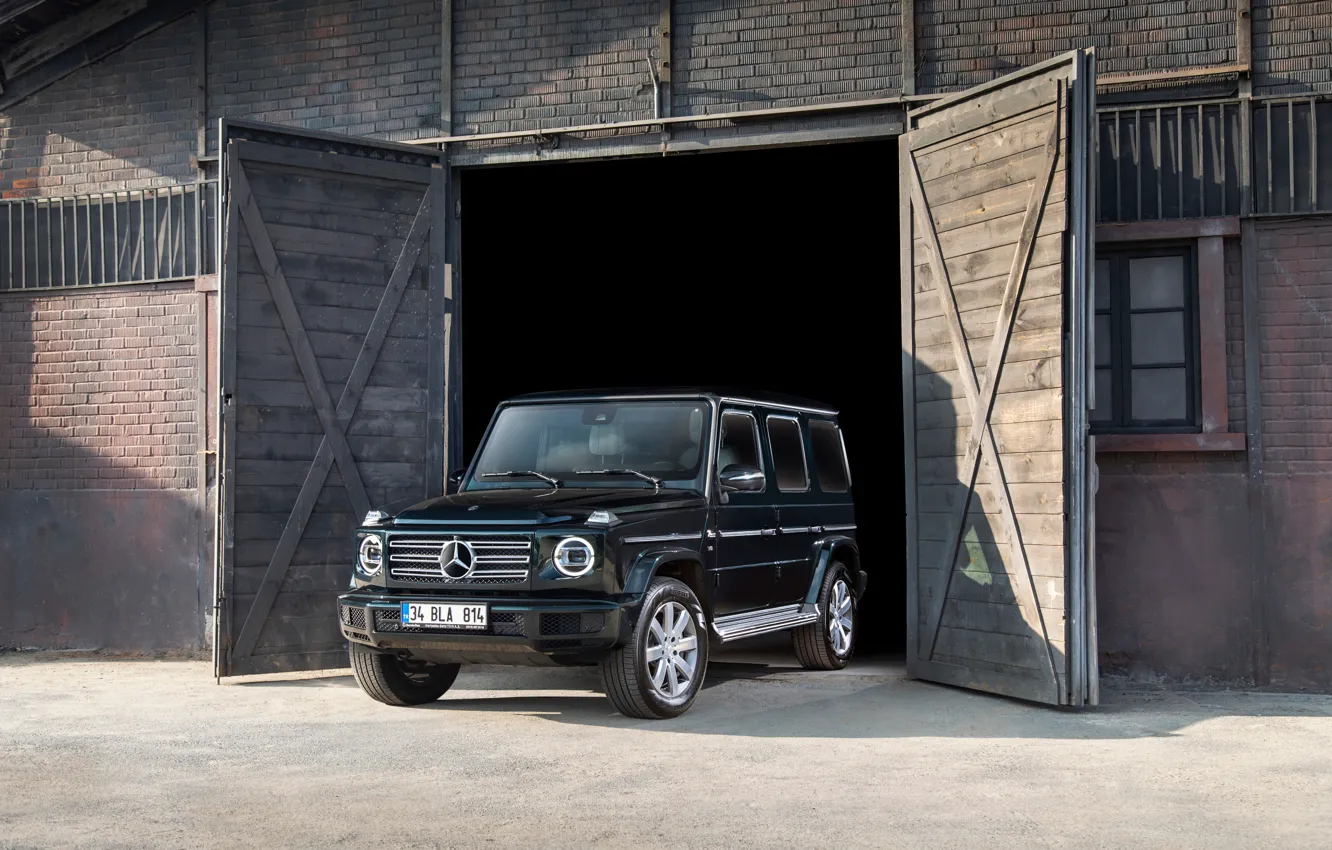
[225, 640, 1332, 741]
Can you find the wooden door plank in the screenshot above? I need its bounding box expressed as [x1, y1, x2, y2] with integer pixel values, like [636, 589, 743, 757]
[907, 101, 1062, 700]
[228, 174, 434, 665]
[231, 159, 373, 522]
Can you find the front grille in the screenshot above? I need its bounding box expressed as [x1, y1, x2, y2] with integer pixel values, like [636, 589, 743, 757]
[372, 607, 526, 637]
[340, 604, 367, 630]
[387, 534, 531, 585]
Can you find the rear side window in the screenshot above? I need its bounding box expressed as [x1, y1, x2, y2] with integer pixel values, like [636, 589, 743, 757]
[809, 420, 850, 493]
[766, 416, 809, 492]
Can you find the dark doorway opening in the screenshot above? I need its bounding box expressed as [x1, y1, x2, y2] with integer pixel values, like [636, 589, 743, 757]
[459, 140, 904, 653]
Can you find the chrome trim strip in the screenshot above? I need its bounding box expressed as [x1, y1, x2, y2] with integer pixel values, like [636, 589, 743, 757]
[622, 532, 704, 544]
[718, 529, 765, 538]
[720, 396, 838, 415]
[779, 526, 818, 534]
[822, 524, 857, 532]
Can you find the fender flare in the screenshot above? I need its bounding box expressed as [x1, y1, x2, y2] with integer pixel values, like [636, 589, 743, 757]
[622, 547, 706, 599]
[803, 535, 864, 606]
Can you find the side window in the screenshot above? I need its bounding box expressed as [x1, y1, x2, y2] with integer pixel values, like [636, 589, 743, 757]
[809, 420, 850, 493]
[766, 416, 809, 492]
[717, 411, 762, 477]
[1093, 246, 1198, 430]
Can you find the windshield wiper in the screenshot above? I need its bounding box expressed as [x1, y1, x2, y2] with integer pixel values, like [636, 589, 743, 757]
[480, 470, 562, 489]
[574, 468, 663, 491]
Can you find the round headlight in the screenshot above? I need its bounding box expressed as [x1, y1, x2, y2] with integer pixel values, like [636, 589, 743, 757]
[358, 535, 383, 576]
[553, 537, 595, 577]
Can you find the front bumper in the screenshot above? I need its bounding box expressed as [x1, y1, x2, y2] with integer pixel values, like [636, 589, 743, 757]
[337, 591, 626, 662]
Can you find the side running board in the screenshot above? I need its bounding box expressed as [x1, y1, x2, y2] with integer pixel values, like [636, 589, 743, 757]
[711, 604, 819, 643]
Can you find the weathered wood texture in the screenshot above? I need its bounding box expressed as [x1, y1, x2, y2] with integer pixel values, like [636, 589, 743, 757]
[218, 132, 442, 677]
[902, 56, 1090, 706]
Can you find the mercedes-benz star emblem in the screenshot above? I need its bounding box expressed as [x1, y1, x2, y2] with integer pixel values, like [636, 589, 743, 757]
[439, 539, 475, 580]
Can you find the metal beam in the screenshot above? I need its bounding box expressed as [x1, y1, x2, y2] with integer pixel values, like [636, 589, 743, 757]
[0, 0, 47, 27]
[901, 0, 915, 96]
[1, 0, 148, 80]
[657, 0, 671, 118]
[0, 0, 205, 110]
[440, 0, 452, 137]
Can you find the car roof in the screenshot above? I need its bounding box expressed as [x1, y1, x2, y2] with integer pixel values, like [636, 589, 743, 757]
[506, 387, 839, 415]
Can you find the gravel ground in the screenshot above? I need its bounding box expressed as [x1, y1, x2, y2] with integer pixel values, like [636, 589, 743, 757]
[2, 645, 1330, 849]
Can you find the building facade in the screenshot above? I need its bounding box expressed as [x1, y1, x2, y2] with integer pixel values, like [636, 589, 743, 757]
[1, 0, 1330, 690]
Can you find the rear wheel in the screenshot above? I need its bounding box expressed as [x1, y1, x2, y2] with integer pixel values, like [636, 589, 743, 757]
[349, 643, 461, 706]
[600, 577, 709, 719]
[793, 562, 856, 670]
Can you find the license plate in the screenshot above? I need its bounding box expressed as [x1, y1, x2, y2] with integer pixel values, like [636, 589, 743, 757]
[401, 602, 488, 630]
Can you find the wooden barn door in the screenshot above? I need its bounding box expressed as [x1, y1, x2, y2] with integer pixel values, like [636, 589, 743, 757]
[214, 121, 452, 676]
[901, 52, 1098, 706]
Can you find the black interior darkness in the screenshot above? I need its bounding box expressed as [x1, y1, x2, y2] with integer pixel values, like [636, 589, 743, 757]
[459, 141, 904, 653]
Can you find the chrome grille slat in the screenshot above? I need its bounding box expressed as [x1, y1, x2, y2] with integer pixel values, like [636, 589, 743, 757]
[387, 533, 533, 585]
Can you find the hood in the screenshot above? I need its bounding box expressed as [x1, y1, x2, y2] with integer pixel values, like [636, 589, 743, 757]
[384, 487, 706, 527]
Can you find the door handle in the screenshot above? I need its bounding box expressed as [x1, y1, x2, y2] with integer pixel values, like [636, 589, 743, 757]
[761, 528, 777, 536]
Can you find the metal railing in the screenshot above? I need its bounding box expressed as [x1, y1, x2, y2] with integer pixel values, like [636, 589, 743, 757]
[1096, 99, 1243, 223]
[1252, 96, 1331, 216]
[0, 181, 217, 292]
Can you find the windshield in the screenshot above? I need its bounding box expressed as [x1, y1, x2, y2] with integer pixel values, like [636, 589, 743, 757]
[467, 400, 711, 490]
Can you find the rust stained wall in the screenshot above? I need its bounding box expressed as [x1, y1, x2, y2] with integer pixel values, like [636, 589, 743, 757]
[0, 282, 201, 650]
[1256, 218, 1332, 689]
[1095, 236, 1255, 683]
[1095, 453, 1252, 682]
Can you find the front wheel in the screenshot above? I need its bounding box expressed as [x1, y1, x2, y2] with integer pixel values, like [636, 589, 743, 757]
[792, 562, 856, 670]
[600, 577, 709, 719]
[349, 643, 461, 706]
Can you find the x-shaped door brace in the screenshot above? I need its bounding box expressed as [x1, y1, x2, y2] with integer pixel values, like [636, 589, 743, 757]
[227, 146, 435, 662]
[909, 85, 1064, 694]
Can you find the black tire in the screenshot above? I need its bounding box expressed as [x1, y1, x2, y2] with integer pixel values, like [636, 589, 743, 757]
[793, 562, 857, 670]
[349, 643, 461, 706]
[600, 577, 709, 719]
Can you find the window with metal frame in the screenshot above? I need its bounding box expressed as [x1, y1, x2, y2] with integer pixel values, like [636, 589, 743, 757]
[766, 416, 809, 492]
[808, 420, 850, 493]
[717, 411, 763, 490]
[1092, 245, 1199, 431]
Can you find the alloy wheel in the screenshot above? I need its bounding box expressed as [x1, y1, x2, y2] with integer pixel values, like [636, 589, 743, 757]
[645, 601, 700, 700]
[828, 579, 854, 656]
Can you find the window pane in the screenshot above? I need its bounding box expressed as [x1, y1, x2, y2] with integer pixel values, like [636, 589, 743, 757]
[718, 413, 760, 472]
[1131, 368, 1187, 421]
[767, 417, 809, 492]
[1095, 314, 1112, 366]
[1130, 311, 1186, 365]
[1129, 255, 1185, 309]
[809, 420, 850, 493]
[1095, 259, 1111, 311]
[1092, 369, 1113, 422]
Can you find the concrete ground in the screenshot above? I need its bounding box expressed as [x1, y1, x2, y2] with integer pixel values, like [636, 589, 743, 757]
[2, 643, 1330, 850]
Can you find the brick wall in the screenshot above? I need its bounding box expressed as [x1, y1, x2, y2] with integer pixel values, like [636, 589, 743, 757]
[1255, 218, 1332, 688]
[1226, 237, 1246, 432]
[673, 0, 900, 114]
[1252, 0, 1332, 95]
[452, 0, 655, 135]
[915, 0, 1234, 92]
[207, 0, 441, 147]
[0, 16, 197, 198]
[1256, 219, 1332, 474]
[0, 283, 197, 490]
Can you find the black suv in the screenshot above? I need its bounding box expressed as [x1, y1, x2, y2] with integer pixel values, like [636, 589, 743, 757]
[338, 389, 864, 718]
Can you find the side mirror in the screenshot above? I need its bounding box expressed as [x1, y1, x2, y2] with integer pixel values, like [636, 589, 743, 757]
[718, 464, 764, 492]
[446, 468, 466, 494]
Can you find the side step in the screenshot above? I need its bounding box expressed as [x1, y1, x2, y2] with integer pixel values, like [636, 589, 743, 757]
[711, 604, 819, 643]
